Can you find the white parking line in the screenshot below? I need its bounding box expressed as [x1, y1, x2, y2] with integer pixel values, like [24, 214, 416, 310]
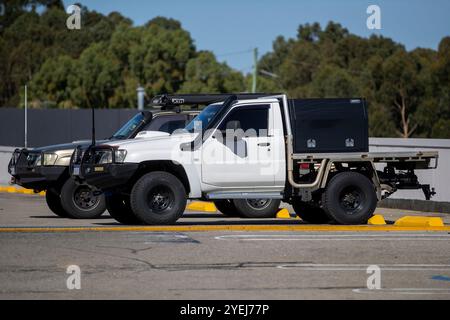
[276, 263, 450, 271]
[353, 288, 450, 295]
[214, 234, 450, 241]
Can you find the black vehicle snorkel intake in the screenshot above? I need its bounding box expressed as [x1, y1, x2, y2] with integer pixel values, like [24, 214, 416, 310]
[180, 95, 238, 152]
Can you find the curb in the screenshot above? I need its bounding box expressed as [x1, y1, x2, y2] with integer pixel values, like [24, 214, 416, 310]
[276, 208, 299, 219]
[0, 186, 45, 196]
[368, 214, 386, 225]
[1, 224, 449, 233]
[380, 198, 450, 214]
[394, 216, 444, 227]
[186, 201, 217, 212]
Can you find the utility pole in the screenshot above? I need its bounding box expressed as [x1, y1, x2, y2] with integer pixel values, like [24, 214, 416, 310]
[24, 85, 27, 149]
[252, 48, 258, 93]
[137, 86, 145, 110]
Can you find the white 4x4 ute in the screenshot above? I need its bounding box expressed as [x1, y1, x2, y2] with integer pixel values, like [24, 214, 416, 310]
[72, 93, 438, 225]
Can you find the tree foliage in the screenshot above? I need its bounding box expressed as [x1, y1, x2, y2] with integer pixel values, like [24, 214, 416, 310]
[259, 22, 450, 138]
[0, 5, 448, 138]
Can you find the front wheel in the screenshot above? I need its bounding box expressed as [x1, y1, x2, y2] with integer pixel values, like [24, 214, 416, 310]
[45, 188, 68, 217]
[60, 178, 106, 219]
[130, 171, 186, 225]
[321, 171, 377, 225]
[106, 194, 141, 225]
[233, 199, 281, 218]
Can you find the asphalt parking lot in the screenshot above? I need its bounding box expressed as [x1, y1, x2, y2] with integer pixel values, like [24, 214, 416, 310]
[0, 192, 449, 299]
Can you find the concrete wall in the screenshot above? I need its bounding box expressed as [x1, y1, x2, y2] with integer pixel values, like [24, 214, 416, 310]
[369, 138, 450, 202]
[0, 146, 16, 185]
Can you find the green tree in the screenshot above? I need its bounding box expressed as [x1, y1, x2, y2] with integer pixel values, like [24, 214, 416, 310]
[28, 55, 75, 108]
[180, 51, 244, 93]
[128, 19, 196, 95]
[310, 64, 359, 97]
[69, 42, 121, 108]
[379, 50, 421, 138]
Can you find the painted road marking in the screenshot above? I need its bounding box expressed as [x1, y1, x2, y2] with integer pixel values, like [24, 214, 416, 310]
[353, 288, 450, 295]
[0, 224, 450, 233]
[215, 234, 450, 241]
[431, 275, 450, 282]
[275, 263, 450, 271]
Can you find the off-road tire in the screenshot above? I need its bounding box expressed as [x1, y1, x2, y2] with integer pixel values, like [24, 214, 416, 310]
[130, 171, 186, 225]
[60, 178, 106, 219]
[232, 199, 281, 218]
[322, 171, 377, 225]
[45, 188, 68, 217]
[106, 194, 141, 225]
[292, 197, 330, 224]
[214, 199, 240, 217]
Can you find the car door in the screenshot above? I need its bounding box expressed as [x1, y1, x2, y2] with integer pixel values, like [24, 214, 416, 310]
[201, 103, 277, 188]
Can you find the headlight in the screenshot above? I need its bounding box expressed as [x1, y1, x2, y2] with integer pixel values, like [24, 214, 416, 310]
[91, 147, 126, 164]
[42, 153, 58, 166]
[55, 155, 71, 166]
[115, 149, 127, 163]
[95, 150, 113, 164]
[26, 152, 41, 166]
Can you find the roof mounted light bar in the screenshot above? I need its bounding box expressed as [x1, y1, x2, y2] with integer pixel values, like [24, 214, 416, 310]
[149, 93, 280, 110]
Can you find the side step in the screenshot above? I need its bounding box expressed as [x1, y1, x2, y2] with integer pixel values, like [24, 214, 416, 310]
[206, 192, 283, 200]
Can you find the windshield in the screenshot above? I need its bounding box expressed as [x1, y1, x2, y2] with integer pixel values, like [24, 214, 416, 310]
[184, 104, 222, 133]
[111, 113, 145, 139]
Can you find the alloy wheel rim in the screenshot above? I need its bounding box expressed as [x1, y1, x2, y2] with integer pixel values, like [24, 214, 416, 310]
[73, 186, 100, 211]
[246, 199, 271, 210]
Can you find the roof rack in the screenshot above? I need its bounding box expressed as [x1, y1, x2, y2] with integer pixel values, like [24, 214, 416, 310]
[149, 93, 280, 110]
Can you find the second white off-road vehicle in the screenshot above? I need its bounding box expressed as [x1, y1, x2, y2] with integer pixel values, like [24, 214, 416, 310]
[72, 94, 438, 225]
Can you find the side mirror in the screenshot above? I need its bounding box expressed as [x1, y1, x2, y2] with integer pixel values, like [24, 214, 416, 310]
[226, 120, 241, 131]
[142, 111, 153, 122]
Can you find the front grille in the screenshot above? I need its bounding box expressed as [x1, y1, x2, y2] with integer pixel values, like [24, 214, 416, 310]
[72, 146, 86, 165]
[25, 152, 41, 167]
[8, 149, 21, 174]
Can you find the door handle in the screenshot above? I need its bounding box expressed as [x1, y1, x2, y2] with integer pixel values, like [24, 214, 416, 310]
[257, 142, 270, 147]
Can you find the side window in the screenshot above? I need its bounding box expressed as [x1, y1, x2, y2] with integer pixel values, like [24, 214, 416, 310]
[158, 120, 187, 133]
[144, 115, 187, 133]
[218, 106, 269, 137]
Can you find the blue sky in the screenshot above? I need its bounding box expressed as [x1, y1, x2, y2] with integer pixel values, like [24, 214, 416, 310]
[64, 0, 450, 72]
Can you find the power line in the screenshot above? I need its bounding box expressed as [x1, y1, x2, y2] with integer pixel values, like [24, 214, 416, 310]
[216, 49, 253, 58]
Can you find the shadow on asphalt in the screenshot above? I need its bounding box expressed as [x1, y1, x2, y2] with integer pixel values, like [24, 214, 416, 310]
[93, 219, 309, 226]
[29, 215, 113, 220]
[29, 216, 65, 219]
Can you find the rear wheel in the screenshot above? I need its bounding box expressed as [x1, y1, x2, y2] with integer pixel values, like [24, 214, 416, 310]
[106, 194, 141, 225]
[45, 188, 68, 217]
[130, 171, 186, 225]
[233, 199, 281, 218]
[322, 171, 377, 225]
[214, 200, 239, 217]
[292, 198, 330, 224]
[60, 178, 106, 219]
